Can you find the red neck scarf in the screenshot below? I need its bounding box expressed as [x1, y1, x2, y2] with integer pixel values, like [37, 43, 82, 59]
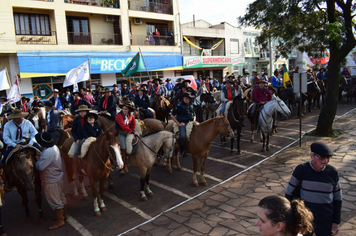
[155, 85, 159, 94]
[80, 116, 85, 126]
[206, 83, 209, 90]
[23, 103, 27, 112]
[13, 120, 22, 140]
[74, 99, 80, 107]
[227, 88, 232, 100]
[102, 96, 109, 110]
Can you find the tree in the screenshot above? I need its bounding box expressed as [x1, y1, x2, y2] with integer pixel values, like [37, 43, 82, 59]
[239, 0, 356, 136]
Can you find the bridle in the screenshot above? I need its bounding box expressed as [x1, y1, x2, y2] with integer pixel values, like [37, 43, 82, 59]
[137, 132, 175, 158]
[11, 152, 35, 186]
[94, 142, 114, 171]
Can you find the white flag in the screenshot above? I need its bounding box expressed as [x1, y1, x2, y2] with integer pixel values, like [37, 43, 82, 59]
[0, 69, 10, 90]
[63, 61, 90, 87]
[7, 80, 21, 104]
[302, 52, 314, 71]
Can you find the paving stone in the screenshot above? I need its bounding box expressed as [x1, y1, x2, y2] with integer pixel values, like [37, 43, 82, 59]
[125, 229, 144, 236]
[226, 229, 242, 235]
[342, 200, 356, 210]
[254, 187, 274, 193]
[181, 233, 196, 236]
[184, 222, 211, 234]
[220, 190, 238, 198]
[166, 212, 189, 224]
[209, 227, 229, 236]
[219, 219, 248, 234]
[190, 229, 203, 235]
[138, 223, 157, 232]
[205, 199, 220, 207]
[225, 198, 248, 207]
[218, 203, 236, 213]
[218, 211, 236, 219]
[178, 199, 204, 211]
[177, 211, 193, 217]
[167, 221, 181, 229]
[153, 215, 171, 226]
[207, 214, 224, 222]
[209, 194, 229, 202]
[205, 208, 222, 215]
[148, 227, 171, 236]
[169, 225, 189, 236]
[343, 194, 356, 201]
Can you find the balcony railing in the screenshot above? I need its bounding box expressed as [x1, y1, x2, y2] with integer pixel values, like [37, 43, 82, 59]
[128, 0, 172, 14]
[131, 35, 174, 46]
[67, 32, 122, 45]
[16, 31, 57, 45]
[64, 0, 120, 8]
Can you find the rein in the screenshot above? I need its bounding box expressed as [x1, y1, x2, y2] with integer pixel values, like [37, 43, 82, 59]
[93, 144, 113, 171]
[136, 132, 174, 158]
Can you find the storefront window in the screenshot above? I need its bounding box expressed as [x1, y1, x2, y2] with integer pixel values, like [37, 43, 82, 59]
[116, 71, 163, 88]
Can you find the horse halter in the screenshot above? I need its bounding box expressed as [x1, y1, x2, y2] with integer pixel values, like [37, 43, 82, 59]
[11, 151, 35, 186]
[275, 98, 288, 117]
[218, 116, 233, 137]
[94, 143, 114, 171]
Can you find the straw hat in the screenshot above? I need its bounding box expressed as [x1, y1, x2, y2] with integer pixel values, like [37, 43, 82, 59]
[35, 132, 55, 148]
[53, 89, 60, 93]
[257, 79, 267, 84]
[8, 109, 28, 119]
[75, 105, 91, 112]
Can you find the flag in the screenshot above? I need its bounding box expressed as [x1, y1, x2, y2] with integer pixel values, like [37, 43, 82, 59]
[282, 64, 291, 88]
[302, 52, 314, 71]
[63, 61, 90, 87]
[7, 80, 21, 104]
[0, 69, 10, 90]
[121, 52, 145, 77]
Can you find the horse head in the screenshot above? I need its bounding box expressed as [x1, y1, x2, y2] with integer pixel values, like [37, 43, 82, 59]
[104, 131, 124, 170]
[317, 80, 326, 93]
[161, 131, 176, 159]
[201, 93, 215, 104]
[10, 149, 37, 191]
[272, 95, 291, 117]
[216, 116, 234, 139]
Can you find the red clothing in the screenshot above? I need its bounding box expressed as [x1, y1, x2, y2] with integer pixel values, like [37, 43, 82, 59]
[115, 112, 136, 133]
[102, 96, 109, 110]
[227, 89, 232, 100]
[253, 87, 272, 103]
[83, 94, 96, 105]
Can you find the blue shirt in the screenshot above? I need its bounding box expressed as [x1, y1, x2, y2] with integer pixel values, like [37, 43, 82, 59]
[271, 76, 281, 88]
[3, 119, 38, 147]
[165, 82, 174, 91]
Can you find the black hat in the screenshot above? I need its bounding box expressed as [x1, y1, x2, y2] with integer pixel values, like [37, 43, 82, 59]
[228, 75, 235, 79]
[176, 78, 184, 83]
[180, 83, 189, 89]
[44, 101, 54, 108]
[138, 87, 146, 91]
[73, 92, 83, 97]
[183, 79, 191, 84]
[311, 142, 333, 156]
[35, 132, 55, 148]
[182, 92, 194, 99]
[165, 78, 171, 82]
[65, 88, 71, 92]
[21, 96, 30, 102]
[0, 96, 7, 101]
[152, 78, 161, 83]
[84, 112, 99, 121]
[113, 84, 118, 87]
[223, 80, 233, 84]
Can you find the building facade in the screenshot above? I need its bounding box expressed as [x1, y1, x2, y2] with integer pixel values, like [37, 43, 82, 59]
[0, 0, 183, 100]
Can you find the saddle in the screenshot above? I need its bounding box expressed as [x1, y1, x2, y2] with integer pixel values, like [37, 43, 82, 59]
[98, 113, 115, 121]
[173, 121, 196, 141]
[126, 134, 138, 155]
[248, 103, 264, 127]
[68, 137, 96, 159]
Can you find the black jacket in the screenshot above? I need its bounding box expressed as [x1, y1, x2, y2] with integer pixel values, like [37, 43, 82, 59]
[82, 122, 103, 139]
[0, 103, 12, 117]
[70, 98, 91, 115]
[71, 116, 85, 141]
[31, 100, 44, 111]
[171, 101, 195, 123]
[97, 95, 116, 117]
[47, 109, 63, 132]
[134, 94, 150, 109]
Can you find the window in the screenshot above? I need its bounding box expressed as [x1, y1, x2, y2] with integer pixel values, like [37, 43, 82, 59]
[67, 17, 91, 44]
[199, 39, 212, 49]
[146, 23, 168, 36]
[14, 13, 51, 35]
[230, 38, 239, 54]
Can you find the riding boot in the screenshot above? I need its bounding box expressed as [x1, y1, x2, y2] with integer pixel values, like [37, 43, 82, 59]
[72, 154, 79, 180]
[178, 138, 187, 157]
[49, 208, 65, 230]
[121, 150, 129, 173]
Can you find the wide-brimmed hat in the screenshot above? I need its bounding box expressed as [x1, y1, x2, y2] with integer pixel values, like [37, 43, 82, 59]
[182, 92, 194, 99]
[138, 87, 146, 91]
[113, 84, 118, 87]
[159, 80, 164, 84]
[0, 96, 7, 101]
[53, 89, 60, 93]
[73, 92, 83, 97]
[176, 78, 184, 83]
[8, 109, 28, 119]
[180, 83, 189, 89]
[44, 101, 55, 108]
[35, 132, 55, 148]
[257, 79, 267, 84]
[84, 112, 99, 121]
[182, 79, 191, 84]
[228, 75, 235, 79]
[119, 101, 135, 110]
[104, 87, 111, 93]
[165, 78, 171, 82]
[223, 80, 233, 84]
[21, 96, 30, 102]
[75, 105, 91, 112]
[152, 78, 161, 83]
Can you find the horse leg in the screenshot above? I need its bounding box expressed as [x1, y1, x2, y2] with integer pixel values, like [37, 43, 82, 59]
[140, 177, 148, 201]
[144, 171, 154, 197]
[192, 155, 199, 187]
[107, 173, 114, 189]
[175, 147, 182, 171]
[230, 137, 234, 153]
[266, 131, 271, 151]
[199, 157, 208, 186]
[261, 131, 266, 152]
[17, 187, 32, 223]
[250, 124, 254, 142]
[35, 178, 45, 224]
[237, 132, 241, 155]
[79, 178, 89, 200]
[98, 179, 107, 212]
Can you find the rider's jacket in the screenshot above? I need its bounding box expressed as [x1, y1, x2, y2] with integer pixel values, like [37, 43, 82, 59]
[134, 94, 150, 109]
[172, 101, 195, 123]
[3, 119, 37, 147]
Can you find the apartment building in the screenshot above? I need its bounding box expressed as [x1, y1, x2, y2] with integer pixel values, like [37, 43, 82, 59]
[178, 20, 244, 82]
[0, 0, 182, 100]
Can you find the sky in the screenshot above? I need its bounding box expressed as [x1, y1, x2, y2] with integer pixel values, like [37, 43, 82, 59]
[178, 0, 256, 27]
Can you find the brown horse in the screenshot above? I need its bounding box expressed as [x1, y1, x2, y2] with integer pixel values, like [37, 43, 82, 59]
[314, 80, 326, 108]
[306, 81, 321, 112]
[150, 95, 171, 123]
[129, 130, 175, 201]
[61, 131, 123, 216]
[61, 114, 75, 129]
[169, 116, 234, 186]
[4, 146, 45, 223]
[227, 96, 245, 154]
[28, 108, 46, 132]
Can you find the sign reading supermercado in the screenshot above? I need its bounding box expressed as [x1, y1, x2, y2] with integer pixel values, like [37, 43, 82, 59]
[184, 56, 244, 69]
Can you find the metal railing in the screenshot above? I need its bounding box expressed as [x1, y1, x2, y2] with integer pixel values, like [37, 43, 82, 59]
[128, 0, 172, 14]
[64, 0, 120, 8]
[16, 31, 57, 45]
[131, 35, 174, 46]
[67, 32, 122, 45]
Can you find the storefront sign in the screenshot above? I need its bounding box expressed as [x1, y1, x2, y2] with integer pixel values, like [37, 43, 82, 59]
[33, 84, 52, 100]
[184, 56, 244, 69]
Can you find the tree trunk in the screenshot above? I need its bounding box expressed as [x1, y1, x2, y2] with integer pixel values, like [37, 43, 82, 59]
[315, 61, 341, 136]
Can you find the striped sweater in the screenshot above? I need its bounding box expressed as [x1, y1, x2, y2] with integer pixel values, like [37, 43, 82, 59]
[285, 161, 342, 224]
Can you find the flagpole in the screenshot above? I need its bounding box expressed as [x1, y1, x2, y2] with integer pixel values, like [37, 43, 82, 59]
[138, 47, 152, 81]
[4, 68, 12, 91]
[87, 58, 92, 91]
[15, 74, 23, 107]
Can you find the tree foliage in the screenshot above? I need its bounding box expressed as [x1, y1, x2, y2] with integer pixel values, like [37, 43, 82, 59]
[239, 0, 356, 136]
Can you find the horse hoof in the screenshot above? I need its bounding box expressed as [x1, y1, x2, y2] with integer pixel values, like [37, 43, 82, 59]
[146, 191, 154, 197]
[250, 139, 254, 143]
[108, 183, 114, 189]
[193, 181, 199, 187]
[94, 211, 101, 216]
[237, 151, 241, 155]
[141, 196, 148, 201]
[168, 169, 172, 174]
[38, 217, 46, 224]
[266, 146, 270, 151]
[201, 180, 208, 186]
[119, 170, 126, 176]
[25, 216, 32, 223]
[100, 207, 107, 212]
[262, 148, 266, 152]
[83, 196, 90, 201]
[177, 167, 182, 171]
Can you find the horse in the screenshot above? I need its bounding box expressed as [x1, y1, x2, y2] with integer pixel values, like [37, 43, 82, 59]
[168, 116, 234, 186]
[227, 96, 245, 154]
[248, 95, 291, 152]
[60, 131, 123, 215]
[61, 114, 75, 129]
[4, 146, 45, 223]
[136, 107, 156, 120]
[150, 95, 171, 123]
[314, 80, 326, 108]
[306, 81, 321, 112]
[128, 130, 175, 201]
[27, 108, 46, 132]
[199, 92, 219, 121]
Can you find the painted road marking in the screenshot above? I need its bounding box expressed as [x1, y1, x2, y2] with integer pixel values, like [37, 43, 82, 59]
[104, 192, 152, 220]
[180, 167, 223, 182]
[207, 156, 247, 169]
[67, 215, 93, 236]
[211, 143, 268, 158]
[130, 174, 191, 199]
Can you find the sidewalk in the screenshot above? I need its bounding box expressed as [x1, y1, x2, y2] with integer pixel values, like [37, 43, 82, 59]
[123, 110, 356, 236]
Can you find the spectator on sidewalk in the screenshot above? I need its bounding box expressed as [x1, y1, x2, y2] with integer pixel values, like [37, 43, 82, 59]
[285, 142, 342, 236]
[257, 195, 313, 236]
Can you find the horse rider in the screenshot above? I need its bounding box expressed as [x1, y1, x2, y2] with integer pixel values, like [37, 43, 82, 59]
[271, 69, 282, 91]
[128, 84, 138, 101]
[115, 101, 139, 174]
[159, 80, 169, 97]
[170, 92, 196, 157]
[149, 78, 165, 104]
[31, 95, 44, 113]
[64, 88, 74, 105]
[121, 84, 130, 98]
[220, 79, 236, 116]
[307, 69, 315, 82]
[0, 96, 12, 117]
[50, 89, 67, 113]
[112, 84, 121, 98]
[93, 83, 103, 101]
[97, 87, 117, 118]
[195, 78, 208, 123]
[233, 78, 244, 99]
[250, 79, 272, 127]
[242, 71, 251, 89]
[172, 83, 189, 105]
[35, 132, 67, 230]
[204, 77, 214, 92]
[82, 112, 102, 139]
[71, 91, 91, 115]
[83, 88, 96, 107]
[44, 101, 63, 146]
[18, 96, 30, 113]
[1, 109, 43, 189]
[172, 78, 184, 96]
[71, 105, 91, 179]
[134, 87, 152, 118]
[165, 78, 174, 95]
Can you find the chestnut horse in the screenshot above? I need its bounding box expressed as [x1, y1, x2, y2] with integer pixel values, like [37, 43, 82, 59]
[168, 116, 234, 186]
[60, 131, 123, 216]
[61, 115, 75, 130]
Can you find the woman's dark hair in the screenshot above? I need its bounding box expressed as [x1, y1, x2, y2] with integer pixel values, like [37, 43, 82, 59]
[258, 195, 313, 235]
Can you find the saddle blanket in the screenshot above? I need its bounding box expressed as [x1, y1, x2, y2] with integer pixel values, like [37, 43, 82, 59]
[173, 121, 197, 141]
[68, 137, 96, 159]
[215, 101, 232, 116]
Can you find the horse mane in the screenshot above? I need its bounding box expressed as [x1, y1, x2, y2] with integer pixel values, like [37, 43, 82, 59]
[198, 116, 219, 126]
[142, 130, 164, 137]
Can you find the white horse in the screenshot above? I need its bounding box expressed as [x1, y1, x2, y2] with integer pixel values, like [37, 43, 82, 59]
[250, 95, 291, 151]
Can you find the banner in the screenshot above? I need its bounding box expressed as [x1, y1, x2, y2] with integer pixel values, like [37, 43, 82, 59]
[302, 52, 314, 71]
[7, 80, 21, 104]
[121, 52, 145, 77]
[0, 69, 10, 90]
[184, 56, 244, 69]
[63, 61, 90, 87]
